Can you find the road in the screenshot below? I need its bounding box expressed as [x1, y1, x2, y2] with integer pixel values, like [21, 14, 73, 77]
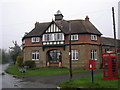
[1, 64, 57, 89]
[1, 64, 101, 89]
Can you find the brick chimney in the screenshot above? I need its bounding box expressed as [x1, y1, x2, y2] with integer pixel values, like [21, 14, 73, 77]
[35, 22, 39, 28]
[85, 16, 89, 21]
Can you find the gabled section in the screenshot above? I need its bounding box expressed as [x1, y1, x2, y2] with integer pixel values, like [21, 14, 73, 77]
[45, 22, 62, 33]
[42, 21, 65, 46]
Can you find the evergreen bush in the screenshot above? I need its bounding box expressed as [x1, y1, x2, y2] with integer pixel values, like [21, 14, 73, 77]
[24, 60, 36, 69]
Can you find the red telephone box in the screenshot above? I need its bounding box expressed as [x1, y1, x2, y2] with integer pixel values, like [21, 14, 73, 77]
[102, 52, 118, 80]
[88, 59, 96, 70]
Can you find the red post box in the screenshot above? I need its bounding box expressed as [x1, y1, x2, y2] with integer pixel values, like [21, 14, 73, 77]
[88, 59, 96, 83]
[102, 52, 118, 80]
[88, 59, 96, 70]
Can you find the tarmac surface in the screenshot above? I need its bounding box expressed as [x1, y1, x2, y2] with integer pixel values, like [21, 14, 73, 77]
[23, 71, 101, 87]
[1, 64, 101, 89]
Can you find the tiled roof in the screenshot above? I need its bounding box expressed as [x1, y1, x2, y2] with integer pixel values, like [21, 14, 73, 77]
[24, 22, 50, 38]
[101, 37, 120, 47]
[55, 20, 102, 35]
[23, 19, 102, 39]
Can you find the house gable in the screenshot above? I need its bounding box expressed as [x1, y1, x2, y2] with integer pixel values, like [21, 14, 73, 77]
[42, 21, 65, 45]
[45, 21, 63, 33]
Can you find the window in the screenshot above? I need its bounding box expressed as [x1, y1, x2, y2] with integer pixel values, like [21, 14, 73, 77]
[22, 40, 25, 44]
[32, 51, 39, 60]
[71, 34, 78, 40]
[42, 33, 64, 41]
[71, 50, 78, 60]
[91, 50, 97, 60]
[32, 37, 40, 43]
[57, 33, 63, 40]
[91, 35, 97, 41]
[105, 48, 111, 53]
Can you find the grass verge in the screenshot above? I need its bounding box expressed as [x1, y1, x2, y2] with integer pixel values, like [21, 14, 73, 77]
[5, 64, 101, 76]
[59, 73, 119, 88]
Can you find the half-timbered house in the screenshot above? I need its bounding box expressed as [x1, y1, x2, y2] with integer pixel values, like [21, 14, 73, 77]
[22, 11, 120, 69]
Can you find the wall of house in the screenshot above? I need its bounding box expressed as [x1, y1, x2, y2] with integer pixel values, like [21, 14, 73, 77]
[22, 34, 102, 69]
[24, 37, 42, 47]
[23, 44, 101, 69]
[23, 46, 46, 67]
[65, 34, 100, 45]
[101, 46, 116, 53]
[23, 34, 100, 47]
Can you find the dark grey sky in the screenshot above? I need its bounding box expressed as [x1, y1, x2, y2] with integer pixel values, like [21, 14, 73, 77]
[0, 0, 119, 50]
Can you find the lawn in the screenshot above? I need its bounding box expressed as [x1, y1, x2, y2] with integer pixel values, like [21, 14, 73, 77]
[5, 64, 101, 76]
[59, 73, 119, 88]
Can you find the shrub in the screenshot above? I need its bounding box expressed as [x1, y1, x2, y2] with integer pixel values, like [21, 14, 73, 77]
[24, 60, 36, 69]
[16, 56, 23, 67]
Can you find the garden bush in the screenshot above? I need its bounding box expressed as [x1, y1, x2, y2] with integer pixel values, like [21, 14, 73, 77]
[16, 56, 23, 67]
[24, 60, 36, 69]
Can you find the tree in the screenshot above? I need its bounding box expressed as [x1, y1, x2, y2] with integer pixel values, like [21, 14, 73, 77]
[9, 41, 22, 64]
[0, 49, 10, 64]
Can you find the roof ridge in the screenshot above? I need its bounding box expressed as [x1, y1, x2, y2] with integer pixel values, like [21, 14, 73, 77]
[102, 37, 120, 40]
[102, 37, 115, 39]
[67, 19, 84, 22]
[39, 21, 51, 24]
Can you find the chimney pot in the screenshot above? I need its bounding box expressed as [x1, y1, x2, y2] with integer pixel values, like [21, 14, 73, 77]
[35, 22, 39, 27]
[85, 16, 89, 21]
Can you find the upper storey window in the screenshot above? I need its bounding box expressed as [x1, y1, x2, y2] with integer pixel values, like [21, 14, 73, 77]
[91, 35, 97, 41]
[43, 33, 64, 41]
[32, 37, 40, 43]
[71, 34, 78, 41]
[22, 39, 25, 45]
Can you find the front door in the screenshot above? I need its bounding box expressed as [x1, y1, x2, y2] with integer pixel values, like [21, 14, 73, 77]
[47, 50, 61, 66]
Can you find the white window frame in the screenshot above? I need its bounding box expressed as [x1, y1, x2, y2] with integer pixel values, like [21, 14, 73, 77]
[71, 34, 78, 41]
[91, 50, 97, 60]
[91, 35, 97, 41]
[42, 33, 64, 41]
[71, 50, 78, 60]
[32, 37, 40, 43]
[32, 51, 39, 60]
[22, 39, 25, 44]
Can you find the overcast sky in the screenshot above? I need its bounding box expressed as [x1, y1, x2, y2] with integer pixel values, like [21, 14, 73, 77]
[0, 0, 119, 50]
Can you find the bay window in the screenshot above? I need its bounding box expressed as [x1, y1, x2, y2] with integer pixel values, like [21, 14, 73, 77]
[42, 33, 64, 41]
